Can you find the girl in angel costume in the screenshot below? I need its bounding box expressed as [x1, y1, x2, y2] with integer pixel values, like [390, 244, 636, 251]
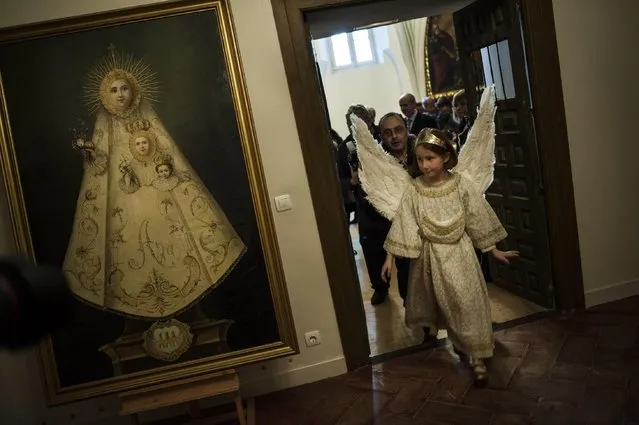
[352, 86, 518, 384]
[64, 46, 246, 319]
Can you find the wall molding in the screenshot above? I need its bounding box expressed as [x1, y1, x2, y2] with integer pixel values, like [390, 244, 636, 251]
[584, 278, 639, 308]
[239, 355, 347, 397]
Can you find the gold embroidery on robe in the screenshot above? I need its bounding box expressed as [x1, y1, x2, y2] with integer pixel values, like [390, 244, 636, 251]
[384, 173, 507, 358]
[65, 47, 246, 319]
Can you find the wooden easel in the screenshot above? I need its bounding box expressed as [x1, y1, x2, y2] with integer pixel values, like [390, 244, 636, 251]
[119, 369, 249, 425]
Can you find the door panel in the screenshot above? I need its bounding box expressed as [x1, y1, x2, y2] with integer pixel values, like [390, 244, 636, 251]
[454, 0, 554, 308]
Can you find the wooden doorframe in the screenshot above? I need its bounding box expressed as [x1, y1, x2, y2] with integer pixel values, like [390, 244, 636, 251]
[270, 0, 584, 371]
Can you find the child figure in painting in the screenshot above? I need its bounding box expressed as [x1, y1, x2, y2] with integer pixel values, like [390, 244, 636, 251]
[381, 128, 518, 385]
[151, 155, 181, 192]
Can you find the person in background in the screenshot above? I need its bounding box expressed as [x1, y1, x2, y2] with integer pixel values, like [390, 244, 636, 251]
[398, 93, 437, 136]
[436, 96, 454, 133]
[422, 96, 438, 120]
[452, 90, 471, 150]
[337, 105, 373, 225]
[450, 90, 491, 282]
[367, 106, 381, 141]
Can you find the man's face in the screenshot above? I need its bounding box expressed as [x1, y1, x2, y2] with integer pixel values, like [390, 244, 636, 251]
[454, 99, 468, 118]
[399, 97, 416, 118]
[380, 116, 408, 154]
[423, 98, 436, 112]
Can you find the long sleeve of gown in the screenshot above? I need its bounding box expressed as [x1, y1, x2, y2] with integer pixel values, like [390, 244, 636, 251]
[461, 177, 508, 252]
[384, 186, 422, 258]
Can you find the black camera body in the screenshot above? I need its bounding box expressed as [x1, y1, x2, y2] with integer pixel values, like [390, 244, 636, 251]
[0, 258, 71, 349]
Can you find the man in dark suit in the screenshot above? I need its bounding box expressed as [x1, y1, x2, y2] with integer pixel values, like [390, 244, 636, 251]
[399, 93, 438, 136]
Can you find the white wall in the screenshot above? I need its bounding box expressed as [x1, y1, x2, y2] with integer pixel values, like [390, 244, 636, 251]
[552, 0, 639, 306]
[0, 0, 346, 424]
[314, 25, 414, 138]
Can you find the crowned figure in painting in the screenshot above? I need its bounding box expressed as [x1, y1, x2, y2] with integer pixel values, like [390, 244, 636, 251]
[64, 45, 246, 320]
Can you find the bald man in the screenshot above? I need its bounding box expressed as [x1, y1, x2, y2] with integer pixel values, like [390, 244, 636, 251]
[399, 93, 438, 136]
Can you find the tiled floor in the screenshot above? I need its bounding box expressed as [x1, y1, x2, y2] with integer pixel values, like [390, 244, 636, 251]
[350, 224, 546, 356]
[255, 295, 639, 424]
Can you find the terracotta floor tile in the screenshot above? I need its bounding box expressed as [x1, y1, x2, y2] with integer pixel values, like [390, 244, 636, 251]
[383, 378, 436, 416]
[556, 335, 597, 365]
[417, 400, 492, 425]
[517, 343, 562, 377]
[487, 356, 521, 389]
[489, 413, 532, 425]
[573, 385, 625, 424]
[531, 400, 574, 425]
[493, 340, 529, 358]
[248, 295, 639, 425]
[463, 388, 537, 416]
[335, 392, 393, 425]
[345, 367, 405, 394]
[509, 373, 585, 403]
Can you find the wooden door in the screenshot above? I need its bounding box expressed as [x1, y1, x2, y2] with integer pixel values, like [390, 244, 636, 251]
[454, 0, 554, 308]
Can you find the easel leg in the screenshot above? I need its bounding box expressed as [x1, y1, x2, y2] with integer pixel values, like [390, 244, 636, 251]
[246, 398, 255, 425]
[235, 395, 247, 425]
[190, 401, 202, 425]
[130, 413, 140, 425]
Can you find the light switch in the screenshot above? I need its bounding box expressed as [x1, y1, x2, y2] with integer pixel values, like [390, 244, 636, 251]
[274, 194, 293, 212]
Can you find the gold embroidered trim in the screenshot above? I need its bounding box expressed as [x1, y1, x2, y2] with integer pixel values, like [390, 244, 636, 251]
[413, 173, 461, 198]
[384, 239, 420, 256]
[475, 226, 508, 250]
[421, 213, 465, 238]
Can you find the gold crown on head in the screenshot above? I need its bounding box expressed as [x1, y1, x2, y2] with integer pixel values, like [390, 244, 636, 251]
[126, 118, 151, 134]
[154, 154, 173, 167]
[415, 129, 447, 149]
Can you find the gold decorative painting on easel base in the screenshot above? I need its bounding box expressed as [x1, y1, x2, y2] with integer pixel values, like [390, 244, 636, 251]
[0, 0, 297, 405]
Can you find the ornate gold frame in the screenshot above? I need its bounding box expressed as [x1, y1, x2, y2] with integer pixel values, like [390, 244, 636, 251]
[424, 14, 464, 99]
[0, 0, 298, 405]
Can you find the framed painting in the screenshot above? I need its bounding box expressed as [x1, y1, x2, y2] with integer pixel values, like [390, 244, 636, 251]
[424, 13, 464, 98]
[0, 0, 297, 405]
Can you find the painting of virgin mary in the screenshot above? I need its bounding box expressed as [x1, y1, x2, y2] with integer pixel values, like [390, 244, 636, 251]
[64, 46, 246, 319]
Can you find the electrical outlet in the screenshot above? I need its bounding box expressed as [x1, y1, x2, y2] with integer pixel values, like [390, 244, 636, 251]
[304, 330, 321, 347]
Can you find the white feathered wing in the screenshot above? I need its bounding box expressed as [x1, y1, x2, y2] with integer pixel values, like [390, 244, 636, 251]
[454, 84, 498, 194]
[350, 84, 497, 221]
[350, 114, 411, 221]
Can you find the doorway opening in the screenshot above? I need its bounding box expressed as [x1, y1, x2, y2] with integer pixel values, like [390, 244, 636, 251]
[311, 0, 550, 359]
[272, 0, 583, 370]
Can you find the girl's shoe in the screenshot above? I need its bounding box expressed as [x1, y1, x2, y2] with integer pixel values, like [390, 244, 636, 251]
[469, 358, 488, 386]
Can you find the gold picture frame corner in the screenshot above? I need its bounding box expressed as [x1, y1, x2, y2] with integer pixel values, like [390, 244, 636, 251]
[0, 0, 297, 405]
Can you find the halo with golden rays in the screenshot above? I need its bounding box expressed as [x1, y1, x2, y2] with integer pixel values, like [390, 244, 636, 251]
[83, 44, 160, 118]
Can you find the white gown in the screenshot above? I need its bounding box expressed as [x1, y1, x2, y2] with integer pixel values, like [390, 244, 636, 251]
[63, 101, 246, 319]
[384, 173, 507, 358]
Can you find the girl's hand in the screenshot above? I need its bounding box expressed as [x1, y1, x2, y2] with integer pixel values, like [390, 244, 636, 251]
[492, 249, 519, 264]
[381, 254, 394, 283]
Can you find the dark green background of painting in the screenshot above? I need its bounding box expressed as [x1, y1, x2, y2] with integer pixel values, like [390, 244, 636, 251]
[0, 10, 279, 388]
